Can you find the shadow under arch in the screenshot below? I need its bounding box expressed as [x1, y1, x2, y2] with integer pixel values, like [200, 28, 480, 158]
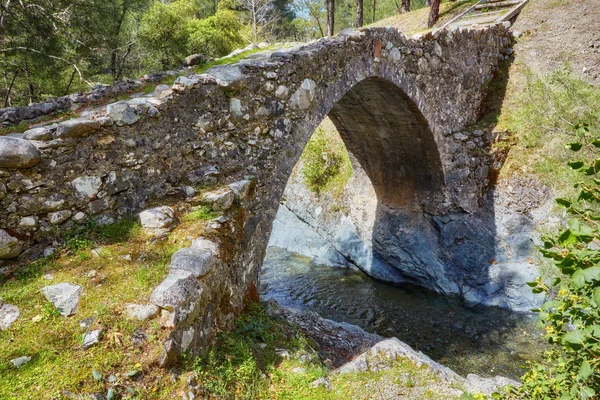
[264, 73, 504, 308]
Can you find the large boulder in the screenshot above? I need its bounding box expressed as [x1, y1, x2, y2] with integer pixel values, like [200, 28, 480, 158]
[41, 283, 82, 317]
[0, 229, 22, 259]
[0, 136, 41, 168]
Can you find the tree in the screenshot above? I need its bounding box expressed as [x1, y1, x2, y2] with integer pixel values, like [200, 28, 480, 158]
[356, 0, 363, 27]
[428, 0, 440, 28]
[401, 0, 409, 13]
[294, 0, 325, 37]
[187, 9, 245, 57]
[326, 0, 334, 35]
[238, 0, 276, 43]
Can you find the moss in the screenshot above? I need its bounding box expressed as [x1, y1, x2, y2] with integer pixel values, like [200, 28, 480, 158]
[194, 46, 275, 75]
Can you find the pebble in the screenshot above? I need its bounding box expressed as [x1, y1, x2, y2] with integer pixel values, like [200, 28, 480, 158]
[10, 356, 31, 368]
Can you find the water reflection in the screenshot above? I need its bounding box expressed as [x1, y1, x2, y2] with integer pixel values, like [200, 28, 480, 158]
[260, 247, 548, 380]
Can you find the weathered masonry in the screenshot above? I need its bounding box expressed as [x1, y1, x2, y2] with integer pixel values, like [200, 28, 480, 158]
[0, 25, 516, 365]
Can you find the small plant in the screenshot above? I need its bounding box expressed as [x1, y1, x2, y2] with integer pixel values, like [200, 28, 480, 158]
[42, 302, 61, 318]
[184, 206, 218, 222]
[502, 123, 600, 399]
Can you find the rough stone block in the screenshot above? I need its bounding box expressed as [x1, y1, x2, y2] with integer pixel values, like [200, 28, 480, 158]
[150, 271, 202, 309]
[169, 247, 218, 278]
[55, 119, 100, 138]
[41, 283, 82, 317]
[0, 137, 41, 168]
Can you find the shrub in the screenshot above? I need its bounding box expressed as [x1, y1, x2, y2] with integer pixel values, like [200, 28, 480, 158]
[504, 123, 600, 399]
[187, 9, 245, 58]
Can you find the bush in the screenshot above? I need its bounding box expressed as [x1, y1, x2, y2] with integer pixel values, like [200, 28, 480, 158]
[300, 126, 353, 195]
[186, 9, 245, 58]
[504, 123, 600, 399]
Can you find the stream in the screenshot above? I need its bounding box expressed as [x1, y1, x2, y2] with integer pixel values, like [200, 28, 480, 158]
[260, 246, 548, 380]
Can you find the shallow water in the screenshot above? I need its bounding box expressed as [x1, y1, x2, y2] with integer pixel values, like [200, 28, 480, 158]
[260, 247, 548, 380]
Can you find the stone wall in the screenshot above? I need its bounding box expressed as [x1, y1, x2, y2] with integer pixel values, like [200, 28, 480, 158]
[0, 24, 512, 365]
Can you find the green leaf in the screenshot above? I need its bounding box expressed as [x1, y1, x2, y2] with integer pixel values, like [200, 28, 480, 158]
[572, 269, 587, 288]
[563, 329, 585, 350]
[580, 386, 596, 399]
[566, 142, 583, 151]
[582, 266, 600, 283]
[125, 369, 140, 378]
[526, 281, 538, 287]
[92, 370, 103, 381]
[592, 139, 600, 148]
[568, 161, 585, 170]
[556, 198, 572, 208]
[106, 388, 115, 400]
[552, 277, 562, 286]
[578, 361, 594, 382]
[593, 288, 600, 307]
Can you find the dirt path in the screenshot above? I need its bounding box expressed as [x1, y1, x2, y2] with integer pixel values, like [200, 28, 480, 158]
[512, 0, 600, 84]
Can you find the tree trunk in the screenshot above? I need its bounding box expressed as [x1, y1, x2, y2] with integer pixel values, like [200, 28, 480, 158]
[64, 68, 77, 96]
[4, 69, 17, 107]
[401, 0, 410, 13]
[327, 0, 335, 36]
[372, 0, 376, 23]
[356, 0, 363, 27]
[428, 0, 441, 28]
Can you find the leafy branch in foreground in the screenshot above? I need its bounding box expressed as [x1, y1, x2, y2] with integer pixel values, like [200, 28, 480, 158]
[503, 122, 600, 399]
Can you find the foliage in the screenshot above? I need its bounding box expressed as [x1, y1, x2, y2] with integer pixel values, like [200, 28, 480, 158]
[187, 9, 245, 58]
[300, 125, 353, 195]
[503, 123, 600, 399]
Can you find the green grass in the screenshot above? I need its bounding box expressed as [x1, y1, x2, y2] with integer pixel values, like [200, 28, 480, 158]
[183, 205, 218, 222]
[495, 67, 600, 198]
[194, 46, 275, 75]
[300, 124, 353, 197]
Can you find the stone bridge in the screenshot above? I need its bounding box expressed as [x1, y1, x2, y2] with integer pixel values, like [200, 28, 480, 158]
[0, 24, 529, 365]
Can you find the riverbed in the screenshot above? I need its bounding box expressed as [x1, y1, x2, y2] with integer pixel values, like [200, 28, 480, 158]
[260, 246, 548, 380]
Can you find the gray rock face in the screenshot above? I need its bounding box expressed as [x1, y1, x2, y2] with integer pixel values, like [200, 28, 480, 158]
[82, 329, 102, 349]
[150, 270, 202, 309]
[0, 136, 41, 168]
[139, 206, 176, 236]
[55, 119, 100, 138]
[0, 302, 20, 330]
[464, 373, 521, 396]
[106, 101, 139, 126]
[336, 337, 460, 380]
[10, 356, 31, 368]
[202, 189, 234, 211]
[125, 303, 159, 321]
[42, 283, 82, 316]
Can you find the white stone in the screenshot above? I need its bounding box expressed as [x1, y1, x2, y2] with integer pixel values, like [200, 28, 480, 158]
[48, 210, 72, 225]
[0, 303, 20, 330]
[82, 329, 102, 349]
[139, 206, 176, 237]
[181, 327, 194, 352]
[10, 356, 31, 368]
[73, 212, 86, 221]
[41, 283, 82, 317]
[289, 79, 317, 110]
[72, 176, 102, 198]
[203, 188, 235, 211]
[19, 216, 37, 228]
[125, 303, 159, 321]
[274, 85, 289, 100]
[106, 102, 140, 126]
